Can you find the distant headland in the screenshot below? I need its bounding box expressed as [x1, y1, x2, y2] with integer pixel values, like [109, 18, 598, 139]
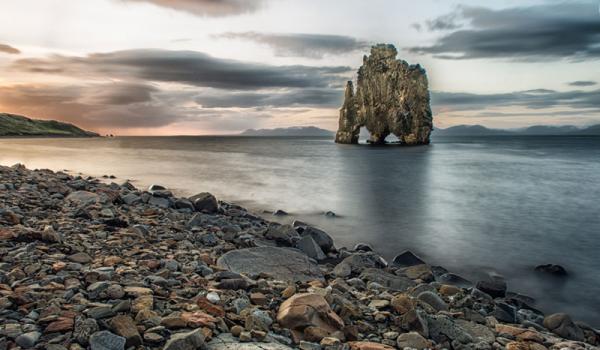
[0, 113, 99, 137]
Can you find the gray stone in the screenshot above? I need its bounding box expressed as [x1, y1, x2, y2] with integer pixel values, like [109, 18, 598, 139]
[392, 250, 426, 267]
[396, 331, 431, 350]
[245, 309, 273, 331]
[360, 268, 416, 291]
[148, 195, 170, 208]
[89, 330, 126, 350]
[476, 279, 506, 298]
[121, 193, 141, 205]
[426, 314, 473, 344]
[15, 331, 41, 349]
[417, 291, 448, 312]
[208, 333, 293, 350]
[74, 318, 99, 345]
[302, 226, 334, 253]
[217, 247, 323, 282]
[66, 191, 99, 205]
[333, 252, 387, 277]
[265, 224, 300, 245]
[296, 235, 327, 260]
[455, 319, 495, 344]
[163, 329, 205, 350]
[335, 44, 432, 145]
[543, 313, 584, 341]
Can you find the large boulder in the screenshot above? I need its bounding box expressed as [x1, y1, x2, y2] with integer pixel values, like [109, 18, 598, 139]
[277, 293, 344, 342]
[333, 252, 387, 277]
[217, 247, 323, 282]
[335, 44, 432, 145]
[543, 313, 584, 341]
[189, 192, 219, 213]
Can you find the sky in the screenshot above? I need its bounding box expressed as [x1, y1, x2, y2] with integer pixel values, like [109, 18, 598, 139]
[0, 0, 599, 135]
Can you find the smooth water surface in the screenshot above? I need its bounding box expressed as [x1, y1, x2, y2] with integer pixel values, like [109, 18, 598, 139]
[1, 135, 599, 325]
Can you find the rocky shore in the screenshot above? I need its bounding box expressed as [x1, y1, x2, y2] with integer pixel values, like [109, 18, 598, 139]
[0, 164, 598, 350]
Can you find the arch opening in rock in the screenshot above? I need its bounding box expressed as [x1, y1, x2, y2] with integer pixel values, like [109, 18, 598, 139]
[335, 44, 433, 146]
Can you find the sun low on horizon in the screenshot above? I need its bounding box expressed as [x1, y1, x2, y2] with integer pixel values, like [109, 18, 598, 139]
[1, 0, 600, 136]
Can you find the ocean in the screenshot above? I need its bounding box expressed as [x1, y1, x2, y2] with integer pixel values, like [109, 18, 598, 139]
[1, 135, 599, 326]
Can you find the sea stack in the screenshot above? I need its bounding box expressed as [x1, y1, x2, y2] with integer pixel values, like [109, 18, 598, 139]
[335, 44, 433, 145]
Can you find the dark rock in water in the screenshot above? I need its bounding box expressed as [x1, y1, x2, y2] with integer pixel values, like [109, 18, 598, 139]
[273, 209, 288, 216]
[543, 313, 585, 341]
[324, 211, 336, 217]
[175, 198, 195, 211]
[436, 273, 472, 288]
[147, 184, 166, 191]
[302, 226, 334, 253]
[493, 302, 517, 324]
[189, 192, 219, 213]
[217, 246, 323, 282]
[393, 250, 426, 267]
[335, 44, 433, 145]
[535, 264, 568, 277]
[475, 279, 507, 298]
[353, 243, 373, 252]
[296, 235, 327, 261]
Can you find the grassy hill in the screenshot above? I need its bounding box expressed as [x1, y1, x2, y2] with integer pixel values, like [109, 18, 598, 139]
[0, 113, 99, 137]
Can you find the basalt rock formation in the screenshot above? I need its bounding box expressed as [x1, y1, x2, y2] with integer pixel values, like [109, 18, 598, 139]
[335, 44, 433, 145]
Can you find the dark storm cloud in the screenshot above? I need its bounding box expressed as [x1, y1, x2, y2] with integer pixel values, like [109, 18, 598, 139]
[431, 88, 600, 111]
[0, 83, 190, 129]
[215, 32, 370, 58]
[12, 49, 350, 90]
[568, 80, 597, 87]
[195, 88, 342, 108]
[120, 0, 264, 17]
[0, 43, 20, 54]
[409, 2, 600, 60]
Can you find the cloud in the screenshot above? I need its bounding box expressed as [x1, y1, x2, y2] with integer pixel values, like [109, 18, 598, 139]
[215, 32, 370, 58]
[195, 88, 342, 108]
[120, 0, 264, 17]
[0, 43, 20, 54]
[431, 88, 600, 112]
[409, 2, 600, 61]
[12, 49, 350, 90]
[568, 80, 596, 87]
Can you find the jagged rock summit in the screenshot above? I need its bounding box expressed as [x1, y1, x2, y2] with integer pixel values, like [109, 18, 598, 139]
[335, 44, 433, 145]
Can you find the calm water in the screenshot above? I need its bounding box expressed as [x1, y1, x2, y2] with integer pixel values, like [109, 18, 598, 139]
[1, 135, 599, 326]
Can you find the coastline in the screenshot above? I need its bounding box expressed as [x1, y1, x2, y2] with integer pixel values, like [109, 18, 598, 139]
[0, 163, 598, 350]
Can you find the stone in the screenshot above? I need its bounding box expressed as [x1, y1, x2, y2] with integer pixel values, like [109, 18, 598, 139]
[66, 191, 99, 205]
[439, 284, 461, 296]
[403, 264, 433, 281]
[208, 333, 294, 350]
[163, 329, 206, 350]
[396, 332, 432, 350]
[302, 226, 334, 253]
[15, 331, 41, 349]
[416, 291, 448, 311]
[360, 268, 415, 291]
[353, 243, 373, 252]
[89, 330, 126, 350]
[265, 224, 300, 245]
[189, 192, 219, 213]
[245, 309, 273, 331]
[534, 264, 568, 277]
[390, 294, 414, 314]
[69, 252, 93, 263]
[217, 247, 323, 282]
[277, 293, 344, 342]
[74, 318, 99, 345]
[392, 251, 426, 268]
[456, 319, 495, 344]
[297, 235, 327, 260]
[436, 272, 473, 288]
[543, 313, 584, 341]
[333, 253, 387, 277]
[495, 324, 544, 343]
[426, 314, 472, 344]
[347, 341, 395, 350]
[250, 292, 268, 305]
[110, 315, 142, 347]
[335, 44, 432, 145]
[476, 279, 507, 298]
[506, 341, 548, 350]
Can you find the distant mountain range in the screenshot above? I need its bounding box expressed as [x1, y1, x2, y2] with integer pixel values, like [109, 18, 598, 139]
[240, 126, 334, 137]
[434, 124, 600, 137]
[0, 113, 99, 137]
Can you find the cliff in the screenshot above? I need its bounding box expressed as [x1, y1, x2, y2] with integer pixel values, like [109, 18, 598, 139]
[335, 44, 433, 145]
[0, 113, 99, 137]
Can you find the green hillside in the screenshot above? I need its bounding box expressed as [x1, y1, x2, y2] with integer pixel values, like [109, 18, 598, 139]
[0, 113, 99, 137]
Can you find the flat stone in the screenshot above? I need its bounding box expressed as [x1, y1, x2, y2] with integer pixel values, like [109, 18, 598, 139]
[217, 247, 323, 282]
[396, 332, 432, 350]
[89, 330, 126, 350]
[15, 331, 41, 349]
[163, 329, 206, 350]
[110, 315, 142, 347]
[208, 333, 293, 350]
[360, 268, 416, 291]
[68, 252, 93, 263]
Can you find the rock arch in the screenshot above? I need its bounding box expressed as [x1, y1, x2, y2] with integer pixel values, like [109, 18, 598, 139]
[335, 44, 433, 145]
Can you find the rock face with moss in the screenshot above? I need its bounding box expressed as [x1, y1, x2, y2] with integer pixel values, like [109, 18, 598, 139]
[335, 44, 433, 145]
